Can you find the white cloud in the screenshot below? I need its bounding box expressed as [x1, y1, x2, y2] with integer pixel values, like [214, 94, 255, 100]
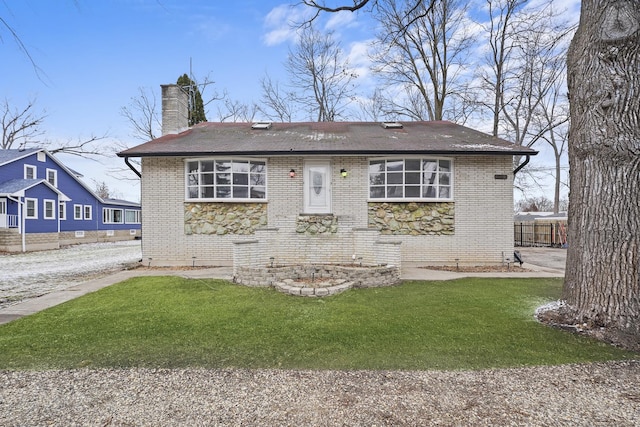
[325, 11, 357, 32]
[262, 4, 312, 46]
[346, 40, 374, 82]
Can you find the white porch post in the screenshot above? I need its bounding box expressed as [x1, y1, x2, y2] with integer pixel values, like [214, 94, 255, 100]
[21, 197, 26, 253]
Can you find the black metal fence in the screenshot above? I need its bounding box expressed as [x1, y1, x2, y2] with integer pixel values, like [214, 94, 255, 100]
[514, 222, 568, 247]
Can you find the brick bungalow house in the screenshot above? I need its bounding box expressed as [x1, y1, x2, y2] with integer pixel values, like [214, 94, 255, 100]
[118, 84, 536, 271]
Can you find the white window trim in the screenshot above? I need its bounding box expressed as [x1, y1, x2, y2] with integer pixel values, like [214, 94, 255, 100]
[25, 198, 38, 219]
[59, 202, 67, 220]
[24, 164, 37, 180]
[103, 208, 124, 224]
[84, 205, 92, 220]
[37, 152, 46, 162]
[46, 168, 58, 187]
[368, 156, 454, 202]
[125, 209, 141, 224]
[74, 204, 83, 220]
[184, 158, 268, 202]
[43, 199, 56, 220]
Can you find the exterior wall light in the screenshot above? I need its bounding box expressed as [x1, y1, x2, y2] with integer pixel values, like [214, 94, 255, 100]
[340, 168, 348, 178]
[289, 169, 296, 178]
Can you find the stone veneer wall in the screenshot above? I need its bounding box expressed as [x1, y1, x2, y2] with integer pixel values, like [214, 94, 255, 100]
[295, 214, 339, 234]
[368, 202, 455, 235]
[184, 203, 267, 235]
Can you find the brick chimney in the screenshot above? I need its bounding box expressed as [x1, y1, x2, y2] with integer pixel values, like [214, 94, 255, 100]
[161, 84, 189, 135]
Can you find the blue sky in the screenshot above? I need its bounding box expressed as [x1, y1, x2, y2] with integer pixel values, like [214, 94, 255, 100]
[1, 0, 579, 203]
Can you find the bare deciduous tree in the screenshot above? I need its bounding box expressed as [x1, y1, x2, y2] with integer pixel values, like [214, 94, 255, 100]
[285, 25, 357, 121]
[120, 87, 160, 142]
[1, 98, 46, 150]
[1, 97, 109, 158]
[301, 0, 436, 31]
[217, 99, 258, 123]
[370, 0, 473, 121]
[477, 0, 525, 137]
[258, 74, 296, 122]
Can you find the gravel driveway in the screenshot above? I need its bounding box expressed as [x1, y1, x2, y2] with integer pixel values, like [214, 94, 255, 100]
[0, 241, 141, 310]
[1, 361, 639, 426]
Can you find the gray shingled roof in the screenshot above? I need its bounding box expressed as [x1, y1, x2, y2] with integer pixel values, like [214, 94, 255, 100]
[0, 148, 41, 166]
[117, 121, 538, 158]
[0, 178, 42, 194]
[0, 178, 71, 201]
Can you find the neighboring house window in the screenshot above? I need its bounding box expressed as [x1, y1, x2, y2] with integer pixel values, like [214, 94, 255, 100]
[37, 152, 46, 162]
[186, 159, 267, 200]
[84, 205, 92, 220]
[25, 198, 37, 219]
[24, 165, 36, 180]
[103, 208, 123, 224]
[59, 202, 66, 220]
[74, 204, 83, 220]
[369, 158, 453, 200]
[46, 169, 58, 187]
[44, 199, 55, 219]
[125, 209, 141, 224]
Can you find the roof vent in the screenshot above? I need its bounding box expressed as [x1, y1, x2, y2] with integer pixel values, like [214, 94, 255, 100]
[251, 121, 272, 130]
[381, 122, 403, 129]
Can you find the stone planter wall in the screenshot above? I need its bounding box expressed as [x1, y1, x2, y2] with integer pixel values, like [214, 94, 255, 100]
[184, 203, 267, 235]
[234, 263, 401, 296]
[295, 214, 338, 234]
[368, 202, 455, 235]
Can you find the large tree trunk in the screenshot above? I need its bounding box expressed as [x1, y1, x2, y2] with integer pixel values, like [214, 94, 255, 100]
[563, 1, 640, 346]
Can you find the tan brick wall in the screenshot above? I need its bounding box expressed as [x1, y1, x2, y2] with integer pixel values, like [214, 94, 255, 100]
[141, 155, 514, 267]
[376, 155, 514, 265]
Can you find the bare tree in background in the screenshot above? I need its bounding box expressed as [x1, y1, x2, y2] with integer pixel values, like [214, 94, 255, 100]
[475, 1, 572, 208]
[120, 87, 160, 142]
[258, 74, 296, 122]
[354, 88, 398, 121]
[285, 25, 357, 121]
[477, 0, 525, 137]
[370, 0, 473, 121]
[531, 78, 569, 214]
[498, 5, 570, 149]
[1, 98, 46, 150]
[301, 0, 436, 28]
[1, 97, 109, 157]
[217, 99, 258, 123]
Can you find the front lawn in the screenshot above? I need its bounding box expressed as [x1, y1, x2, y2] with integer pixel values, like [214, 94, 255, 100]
[0, 276, 635, 370]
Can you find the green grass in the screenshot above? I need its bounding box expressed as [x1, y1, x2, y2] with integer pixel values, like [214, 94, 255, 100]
[0, 276, 635, 370]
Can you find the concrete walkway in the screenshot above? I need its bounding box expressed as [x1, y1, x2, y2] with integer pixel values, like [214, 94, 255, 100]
[0, 260, 564, 326]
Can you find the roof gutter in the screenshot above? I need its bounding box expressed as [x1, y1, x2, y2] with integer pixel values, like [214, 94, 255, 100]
[513, 155, 530, 175]
[124, 156, 141, 178]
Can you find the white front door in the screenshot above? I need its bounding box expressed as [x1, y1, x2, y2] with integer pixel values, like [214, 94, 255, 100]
[0, 199, 6, 228]
[304, 160, 331, 214]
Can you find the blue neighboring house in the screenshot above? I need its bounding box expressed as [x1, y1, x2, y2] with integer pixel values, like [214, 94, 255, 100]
[0, 148, 141, 252]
